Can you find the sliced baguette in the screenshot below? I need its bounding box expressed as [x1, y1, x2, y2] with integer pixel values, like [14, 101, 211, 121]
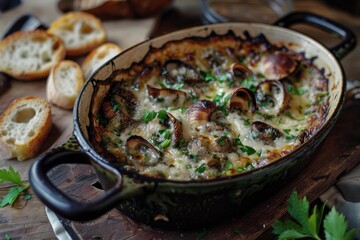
[0, 96, 52, 161]
[0, 30, 66, 80]
[47, 60, 84, 109]
[82, 42, 122, 80]
[48, 11, 107, 56]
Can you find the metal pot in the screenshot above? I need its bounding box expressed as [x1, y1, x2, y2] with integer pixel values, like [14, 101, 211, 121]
[30, 12, 356, 228]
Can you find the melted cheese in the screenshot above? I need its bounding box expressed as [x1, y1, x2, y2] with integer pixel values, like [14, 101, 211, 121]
[93, 33, 328, 181]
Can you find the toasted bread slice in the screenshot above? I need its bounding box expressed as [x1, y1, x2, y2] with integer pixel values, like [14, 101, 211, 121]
[48, 11, 107, 56]
[82, 42, 122, 80]
[0, 30, 65, 80]
[47, 60, 84, 109]
[0, 96, 52, 161]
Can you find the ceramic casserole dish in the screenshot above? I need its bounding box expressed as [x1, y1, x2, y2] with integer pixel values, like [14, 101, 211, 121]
[30, 12, 356, 228]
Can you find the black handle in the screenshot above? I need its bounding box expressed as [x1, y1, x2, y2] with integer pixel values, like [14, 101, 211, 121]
[29, 150, 125, 221]
[274, 11, 356, 59]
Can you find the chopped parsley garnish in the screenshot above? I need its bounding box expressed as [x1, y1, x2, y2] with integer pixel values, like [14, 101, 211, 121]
[195, 163, 207, 173]
[285, 135, 297, 141]
[241, 78, 257, 92]
[114, 139, 123, 147]
[160, 139, 171, 149]
[169, 107, 187, 113]
[143, 109, 157, 123]
[189, 154, 199, 163]
[157, 81, 166, 88]
[235, 138, 256, 155]
[283, 129, 291, 134]
[241, 146, 256, 155]
[286, 84, 308, 95]
[112, 103, 121, 112]
[284, 111, 303, 121]
[217, 138, 226, 146]
[225, 161, 233, 170]
[200, 70, 216, 82]
[244, 119, 251, 126]
[157, 109, 169, 122]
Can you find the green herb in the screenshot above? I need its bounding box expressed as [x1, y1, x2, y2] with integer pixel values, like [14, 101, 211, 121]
[189, 154, 199, 163]
[213, 92, 225, 105]
[23, 194, 32, 201]
[157, 81, 166, 88]
[235, 138, 256, 156]
[285, 111, 302, 121]
[283, 129, 291, 134]
[5, 234, 11, 240]
[256, 112, 276, 121]
[236, 167, 245, 172]
[223, 93, 232, 106]
[170, 107, 188, 114]
[272, 190, 356, 240]
[157, 109, 169, 122]
[235, 138, 242, 146]
[241, 79, 256, 92]
[244, 119, 251, 126]
[278, 118, 284, 124]
[186, 164, 192, 169]
[241, 146, 256, 155]
[324, 207, 356, 240]
[115, 139, 123, 147]
[200, 70, 216, 82]
[285, 135, 297, 141]
[225, 161, 233, 170]
[317, 91, 328, 96]
[161, 70, 168, 76]
[0, 165, 30, 207]
[155, 98, 164, 103]
[160, 139, 171, 149]
[246, 163, 254, 170]
[287, 85, 308, 96]
[143, 110, 157, 123]
[172, 82, 184, 90]
[112, 103, 121, 112]
[195, 163, 207, 173]
[217, 138, 225, 146]
[237, 56, 246, 63]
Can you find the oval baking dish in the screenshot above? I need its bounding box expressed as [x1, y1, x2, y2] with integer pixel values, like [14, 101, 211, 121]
[30, 11, 356, 228]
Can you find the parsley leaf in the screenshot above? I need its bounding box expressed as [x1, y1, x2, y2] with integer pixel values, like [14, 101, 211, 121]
[200, 70, 216, 82]
[0, 165, 30, 207]
[0, 165, 22, 185]
[143, 110, 157, 123]
[0, 186, 28, 207]
[5, 234, 11, 240]
[273, 190, 357, 240]
[195, 163, 207, 173]
[324, 208, 356, 240]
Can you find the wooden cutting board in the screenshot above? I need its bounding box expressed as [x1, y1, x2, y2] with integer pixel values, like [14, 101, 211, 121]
[48, 97, 360, 240]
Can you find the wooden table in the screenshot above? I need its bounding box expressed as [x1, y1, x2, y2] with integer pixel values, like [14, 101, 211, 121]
[0, 0, 359, 239]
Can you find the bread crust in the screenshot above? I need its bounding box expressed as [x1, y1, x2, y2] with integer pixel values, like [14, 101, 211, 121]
[0, 30, 66, 80]
[47, 60, 84, 109]
[82, 42, 122, 79]
[0, 96, 52, 161]
[48, 12, 107, 56]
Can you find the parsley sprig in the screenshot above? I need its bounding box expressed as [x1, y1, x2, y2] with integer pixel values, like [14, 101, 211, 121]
[273, 191, 356, 240]
[0, 165, 31, 207]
